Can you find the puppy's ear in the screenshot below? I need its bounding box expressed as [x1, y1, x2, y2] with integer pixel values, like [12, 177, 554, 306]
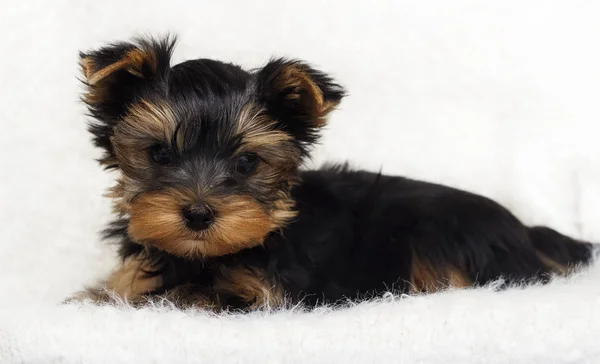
[256, 59, 345, 148]
[80, 36, 176, 168]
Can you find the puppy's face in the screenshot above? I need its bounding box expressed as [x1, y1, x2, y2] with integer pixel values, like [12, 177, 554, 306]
[81, 37, 344, 258]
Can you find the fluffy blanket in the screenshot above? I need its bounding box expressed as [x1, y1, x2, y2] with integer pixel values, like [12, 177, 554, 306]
[1, 263, 600, 363]
[1, 1, 599, 363]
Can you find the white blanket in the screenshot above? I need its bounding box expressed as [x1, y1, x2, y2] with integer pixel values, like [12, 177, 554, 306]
[1, 264, 599, 363]
[2, 1, 600, 363]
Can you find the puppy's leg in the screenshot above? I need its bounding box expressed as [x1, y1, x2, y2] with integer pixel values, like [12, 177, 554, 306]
[409, 251, 472, 293]
[214, 266, 284, 311]
[67, 255, 161, 305]
[160, 284, 218, 310]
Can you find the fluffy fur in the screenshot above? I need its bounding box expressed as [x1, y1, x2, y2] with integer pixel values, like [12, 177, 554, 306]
[73, 35, 593, 311]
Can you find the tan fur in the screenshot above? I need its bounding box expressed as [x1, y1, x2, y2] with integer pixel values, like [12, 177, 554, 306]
[105, 256, 161, 299]
[70, 264, 284, 311]
[112, 99, 177, 171]
[214, 266, 284, 309]
[80, 49, 157, 108]
[273, 63, 341, 126]
[160, 285, 216, 310]
[410, 252, 472, 293]
[271, 191, 298, 227]
[81, 48, 155, 86]
[235, 104, 296, 153]
[446, 269, 472, 288]
[68, 255, 161, 304]
[127, 188, 279, 258]
[232, 103, 300, 228]
[105, 177, 134, 215]
[100, 100, 178, 199]
[120, 100, 177, 141]
[537, 252, 570, 275]
[410, 254, 439, 292]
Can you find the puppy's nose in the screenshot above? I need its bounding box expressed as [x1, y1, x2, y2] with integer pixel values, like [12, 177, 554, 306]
[182, 204, 214, 231]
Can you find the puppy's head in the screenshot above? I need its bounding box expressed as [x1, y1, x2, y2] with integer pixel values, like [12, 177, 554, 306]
[80, 36, 345, 258]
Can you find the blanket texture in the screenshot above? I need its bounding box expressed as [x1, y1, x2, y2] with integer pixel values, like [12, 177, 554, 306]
[1, 1, 600, 363]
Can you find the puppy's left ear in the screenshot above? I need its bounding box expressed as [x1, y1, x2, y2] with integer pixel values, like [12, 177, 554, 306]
[80, 36, 175, 117]
[256, 59, 346, 146]
[79, 36, 176, 168]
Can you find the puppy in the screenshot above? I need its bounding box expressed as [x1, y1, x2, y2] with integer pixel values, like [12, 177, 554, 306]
[72, 35, 594, 310]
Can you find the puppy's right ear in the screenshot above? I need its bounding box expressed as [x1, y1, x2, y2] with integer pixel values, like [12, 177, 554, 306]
[80, 36, 176, 168]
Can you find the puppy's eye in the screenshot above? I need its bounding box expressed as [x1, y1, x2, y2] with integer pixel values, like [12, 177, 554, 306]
[150, 144, 172, 165]
[235, 153, 258, 175]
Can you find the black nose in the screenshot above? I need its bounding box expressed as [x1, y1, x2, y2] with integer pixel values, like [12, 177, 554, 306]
[182, 204, 214, 231]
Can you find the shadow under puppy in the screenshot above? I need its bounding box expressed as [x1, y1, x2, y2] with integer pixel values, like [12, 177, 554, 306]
[73, 35, 594, 310]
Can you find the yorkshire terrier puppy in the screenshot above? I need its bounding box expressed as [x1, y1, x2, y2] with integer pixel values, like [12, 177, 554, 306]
[73, 35, 594, 310]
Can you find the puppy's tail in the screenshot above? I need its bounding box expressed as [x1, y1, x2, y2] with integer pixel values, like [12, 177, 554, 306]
[528, 226, 595, 274]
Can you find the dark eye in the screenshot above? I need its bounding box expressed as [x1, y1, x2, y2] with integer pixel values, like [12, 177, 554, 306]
[150, 144, 172, 165]
[235, 153, 258, 175]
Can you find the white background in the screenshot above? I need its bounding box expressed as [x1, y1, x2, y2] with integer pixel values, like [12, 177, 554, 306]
[1, 0, 600, 306]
